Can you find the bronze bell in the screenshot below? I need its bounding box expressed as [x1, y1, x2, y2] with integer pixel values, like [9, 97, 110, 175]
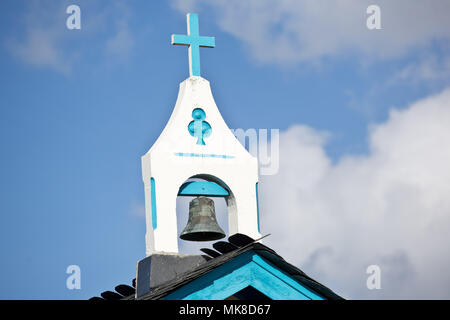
[180, 196, 226, 241]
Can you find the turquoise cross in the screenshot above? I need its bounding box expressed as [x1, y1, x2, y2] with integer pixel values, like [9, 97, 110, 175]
[171, 13, 215, 77]
[188, 108, 211, 145]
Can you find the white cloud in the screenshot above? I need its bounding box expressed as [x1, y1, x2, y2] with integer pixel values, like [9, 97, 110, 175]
[106, 23, 134, 59]
[5, 1, 74, 74]
[5, 1, 135, 74]
[104, 2, 135, 60]
[389, 55, 450, 86]
[6, 27, 72, 74]
[258, 88, 450, 298]
[129, 199, 146, 217]
[173, 0, 450, 64]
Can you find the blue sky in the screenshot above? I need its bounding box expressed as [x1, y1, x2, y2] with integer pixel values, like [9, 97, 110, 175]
[1, 0, 450, 299]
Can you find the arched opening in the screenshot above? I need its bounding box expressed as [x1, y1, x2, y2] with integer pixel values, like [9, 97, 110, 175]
[176, 174, 235, 254]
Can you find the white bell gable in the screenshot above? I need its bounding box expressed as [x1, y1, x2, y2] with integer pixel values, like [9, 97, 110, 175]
[142, 76, 261, 255]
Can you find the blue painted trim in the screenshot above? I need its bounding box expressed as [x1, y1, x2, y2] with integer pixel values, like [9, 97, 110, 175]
[178, 181, 229, 197]
[171, 13, 215, 77]
[163, 251, 324, 300]
[251, 255, 324, 300]
[174, 152, 234, 159]
[256, 182, 260, 233]
[150, 178, 157, 229]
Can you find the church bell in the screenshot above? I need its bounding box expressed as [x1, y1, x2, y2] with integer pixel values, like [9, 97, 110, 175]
[180, 196, 226, 241]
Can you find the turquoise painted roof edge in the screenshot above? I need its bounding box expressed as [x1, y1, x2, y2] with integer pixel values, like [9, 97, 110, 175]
[163, 251, 325, 300]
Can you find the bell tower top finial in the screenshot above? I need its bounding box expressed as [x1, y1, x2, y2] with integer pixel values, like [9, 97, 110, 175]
[171, 13, 215, 77]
